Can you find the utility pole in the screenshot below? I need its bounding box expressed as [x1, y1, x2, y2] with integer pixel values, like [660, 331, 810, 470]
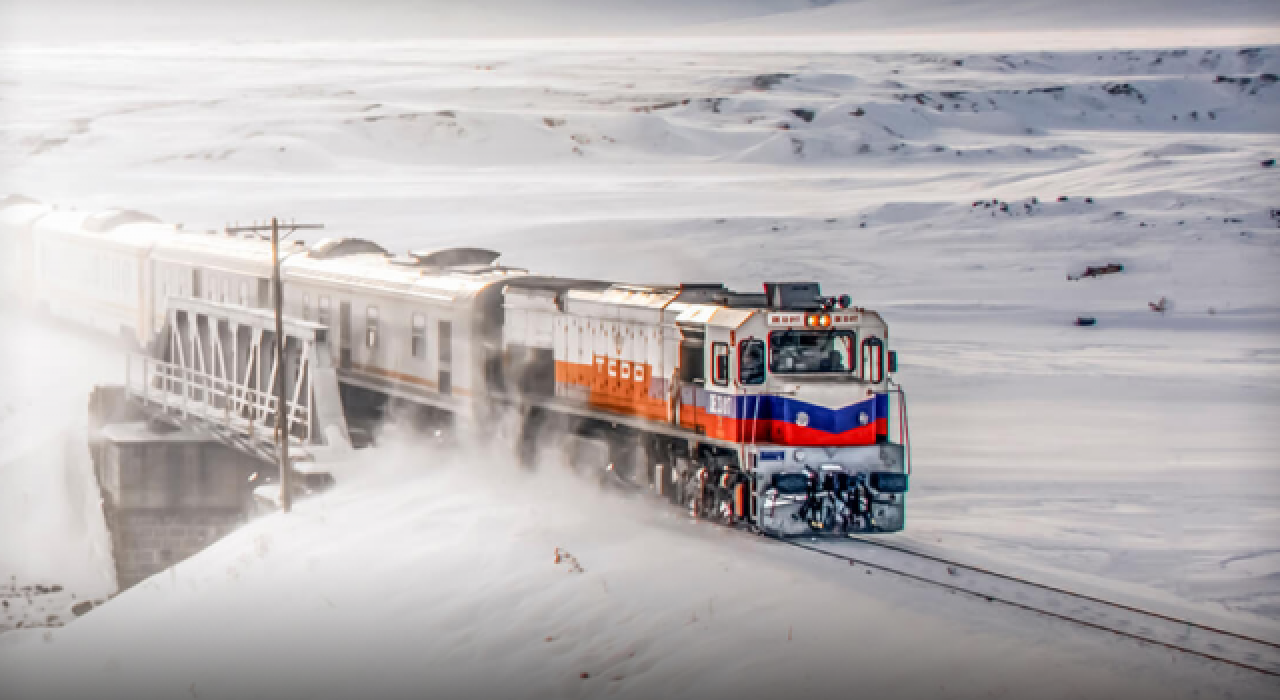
[226, 217, 323, 513]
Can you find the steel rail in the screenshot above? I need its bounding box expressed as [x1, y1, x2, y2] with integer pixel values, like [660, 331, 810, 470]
[845, 535, 1280, 651]
[778, 537, 1280, 679]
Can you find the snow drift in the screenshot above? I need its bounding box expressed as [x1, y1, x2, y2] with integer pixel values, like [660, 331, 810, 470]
[2, 437, 1274, 700]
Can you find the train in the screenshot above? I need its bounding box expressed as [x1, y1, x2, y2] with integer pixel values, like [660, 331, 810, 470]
[0, 194, 911, 536]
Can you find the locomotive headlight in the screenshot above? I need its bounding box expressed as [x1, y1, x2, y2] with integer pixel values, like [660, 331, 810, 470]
[859, 411, 870, 426]
[818, 314, 832, 328]
[795, 411, 809, 427]
[805, 314, 818, 327]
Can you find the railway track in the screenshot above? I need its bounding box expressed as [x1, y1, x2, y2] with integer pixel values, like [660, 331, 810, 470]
[780, 535, 1280, 679]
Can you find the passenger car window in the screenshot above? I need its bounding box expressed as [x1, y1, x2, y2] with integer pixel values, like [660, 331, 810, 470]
[739, 339, 765, 385]
[411, 312, 426, 359]
[711, 343, 729, 386]
[366, 306, 379, 348]
[318, 295, 331, 327]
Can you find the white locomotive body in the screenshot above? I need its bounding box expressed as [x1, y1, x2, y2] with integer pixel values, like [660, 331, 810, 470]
[1, 195, 910, 535]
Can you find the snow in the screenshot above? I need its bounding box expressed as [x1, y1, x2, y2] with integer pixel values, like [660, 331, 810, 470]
[1, 443, 1276, 700]
[0, 314, 118, 604]
[1, 12, 1279, 698]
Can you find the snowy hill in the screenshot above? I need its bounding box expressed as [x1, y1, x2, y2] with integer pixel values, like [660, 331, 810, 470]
[2, 443, 1277, 700]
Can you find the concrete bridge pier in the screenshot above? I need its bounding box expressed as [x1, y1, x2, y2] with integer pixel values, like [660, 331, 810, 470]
[89, 388, 263, 589]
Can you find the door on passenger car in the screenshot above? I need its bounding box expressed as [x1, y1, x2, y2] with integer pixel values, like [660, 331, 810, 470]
[339, 301, 352, 369]
[437, 320, 452, 395]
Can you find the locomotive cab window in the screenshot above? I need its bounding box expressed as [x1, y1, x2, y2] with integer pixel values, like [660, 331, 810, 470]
[861, 336, 884, 383]
[366, 306, 379, 348]
[711, 342, 729, 386]
[411, 312, 426, 359]
[739, 339, 765, 385]
[769, 330, 854, 374]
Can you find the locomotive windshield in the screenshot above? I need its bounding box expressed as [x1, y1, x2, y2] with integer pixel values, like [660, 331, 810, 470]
[768, 330, 854, 374]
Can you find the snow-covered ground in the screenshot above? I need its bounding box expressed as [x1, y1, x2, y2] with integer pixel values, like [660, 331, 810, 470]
[1, 11, 1279, 698]
[2, 442, 1278, 700]
[0, 314, 119, 633]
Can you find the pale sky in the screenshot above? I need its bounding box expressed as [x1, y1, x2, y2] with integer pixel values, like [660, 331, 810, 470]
[1, 0, 1276, 45]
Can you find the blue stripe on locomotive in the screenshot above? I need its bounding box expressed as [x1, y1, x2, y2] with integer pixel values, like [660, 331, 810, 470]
[686, 388, 888, 434]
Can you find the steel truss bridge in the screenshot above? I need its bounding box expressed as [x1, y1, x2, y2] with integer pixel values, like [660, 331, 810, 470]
[124, 298, 352, 471]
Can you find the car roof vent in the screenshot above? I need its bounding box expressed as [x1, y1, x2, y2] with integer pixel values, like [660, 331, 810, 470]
[83, 209, 162, 232]
[408, 247, 501, 268]
[308, 237, 389, 259]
